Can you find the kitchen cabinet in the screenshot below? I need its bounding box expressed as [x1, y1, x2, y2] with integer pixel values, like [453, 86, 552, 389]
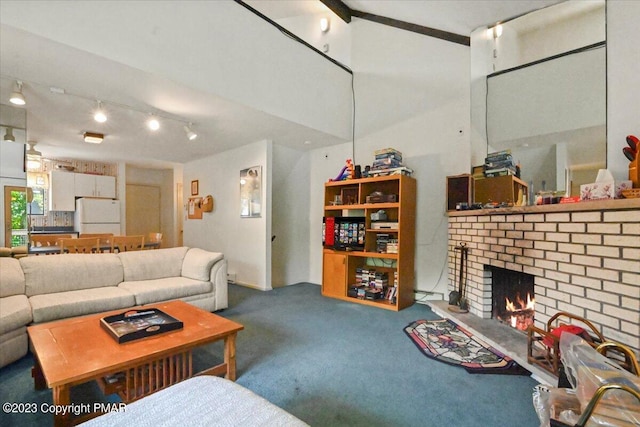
[48, 171, 75, 211]
[74, 173, 116, 199]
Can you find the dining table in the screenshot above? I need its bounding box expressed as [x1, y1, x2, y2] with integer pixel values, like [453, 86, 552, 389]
[27, 241, 160, 255]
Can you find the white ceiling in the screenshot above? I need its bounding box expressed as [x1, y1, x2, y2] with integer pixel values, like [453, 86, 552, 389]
[1, 0, 563, 169]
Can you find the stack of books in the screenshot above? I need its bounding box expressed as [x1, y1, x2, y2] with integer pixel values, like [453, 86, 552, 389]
[483, 149, 518, 178]
[369, 148, 413, 177]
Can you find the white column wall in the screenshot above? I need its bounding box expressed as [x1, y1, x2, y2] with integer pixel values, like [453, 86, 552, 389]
[308, 19, 471, 298]
[183, 139, 271, 291]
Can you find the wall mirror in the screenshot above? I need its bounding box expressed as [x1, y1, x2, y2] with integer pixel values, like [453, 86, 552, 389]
[471, 0, 606, 197]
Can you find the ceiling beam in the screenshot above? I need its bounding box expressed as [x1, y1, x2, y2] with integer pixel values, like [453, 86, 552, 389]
[321, 0, 469, 46]
[351, 10, 470, 46]
[320, 0, 352, 23]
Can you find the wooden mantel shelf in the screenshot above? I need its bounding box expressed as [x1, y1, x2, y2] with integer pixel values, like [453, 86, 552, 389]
[447, 198, 640, 217]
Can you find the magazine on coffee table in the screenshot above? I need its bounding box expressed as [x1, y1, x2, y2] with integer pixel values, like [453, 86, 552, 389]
[100, 308, 183, 343]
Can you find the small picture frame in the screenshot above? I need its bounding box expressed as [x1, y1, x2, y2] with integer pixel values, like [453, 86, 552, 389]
[191, 180, 199, 196]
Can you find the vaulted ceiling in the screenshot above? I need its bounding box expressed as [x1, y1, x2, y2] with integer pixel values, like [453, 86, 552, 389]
[1, 0, 561, 169]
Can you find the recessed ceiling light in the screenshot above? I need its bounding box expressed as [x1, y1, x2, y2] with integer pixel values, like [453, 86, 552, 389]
[84, 132, 104, 144]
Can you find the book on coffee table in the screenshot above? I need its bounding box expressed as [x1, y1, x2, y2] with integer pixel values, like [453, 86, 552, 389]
[100, 308, 183, 343]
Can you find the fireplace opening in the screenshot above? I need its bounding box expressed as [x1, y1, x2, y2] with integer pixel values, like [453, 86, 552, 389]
[489, 267, 535, 332]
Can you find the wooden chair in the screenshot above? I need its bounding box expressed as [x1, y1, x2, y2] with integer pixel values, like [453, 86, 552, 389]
[30, 234, 73, 247]
[112, 235, 145, 253]
[59, 237, 100, 254]
[527, 311, 606, 377]
[147, 232, 163, 249]
[79, 233, 114, 252]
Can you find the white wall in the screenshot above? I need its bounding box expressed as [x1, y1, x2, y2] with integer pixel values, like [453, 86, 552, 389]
[0, 140, 26, 246]
[125, 165, 177, 248]
[183, 139, 272, 291]
[271, 145, 310, 287]
[607, 0, 640, 181]
[276, 13, 351, 68]
[308, 19, 471, 298]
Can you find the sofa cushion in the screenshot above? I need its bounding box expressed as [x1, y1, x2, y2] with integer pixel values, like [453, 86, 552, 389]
[182, 248, 223, 281]
[0, 257, 26, 297]
[0, 295, 32, 334]
[29, 287, 136, 324]
[21, 254, 123, 297]
[118, 277, 212, 305]
[119, 247, 189, 282]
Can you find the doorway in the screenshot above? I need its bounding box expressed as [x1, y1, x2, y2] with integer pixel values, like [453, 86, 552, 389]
[3, 186, 29, 247]
[126, 184, 161, 240]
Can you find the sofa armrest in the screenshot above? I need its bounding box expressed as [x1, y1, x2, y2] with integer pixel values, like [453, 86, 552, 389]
[210, 258, 228, 311]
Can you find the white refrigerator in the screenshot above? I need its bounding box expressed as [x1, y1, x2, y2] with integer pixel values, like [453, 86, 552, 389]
[74, 198, 122, 234]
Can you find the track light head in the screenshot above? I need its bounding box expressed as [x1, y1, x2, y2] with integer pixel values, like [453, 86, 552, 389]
[94, 101, 107, 123]
[26, 141, 42, 169]
[147, 115, 160, 131]
[3, 127, 16, 142]
[9, 80, 26, 106]
[184, 125, 197, 141]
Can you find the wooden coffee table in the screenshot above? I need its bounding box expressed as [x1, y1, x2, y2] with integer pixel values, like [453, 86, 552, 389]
[27, 300, 244, 426]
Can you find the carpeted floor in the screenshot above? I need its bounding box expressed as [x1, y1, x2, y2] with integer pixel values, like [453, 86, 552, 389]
[0, 283, 542, 426]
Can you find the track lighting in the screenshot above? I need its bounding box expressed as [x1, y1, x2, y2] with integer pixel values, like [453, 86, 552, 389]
[9, 80, 26, 106]
[84, 132, 104, 144]
[3, 127, 15, 142]
[26, 141, 42, 169]
[184, 124, 197, 141]
[147, 115, 160, 131]
[94, 101, 107, 123]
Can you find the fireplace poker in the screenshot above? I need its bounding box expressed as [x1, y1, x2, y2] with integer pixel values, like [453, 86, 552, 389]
[448, 243, 469, 313]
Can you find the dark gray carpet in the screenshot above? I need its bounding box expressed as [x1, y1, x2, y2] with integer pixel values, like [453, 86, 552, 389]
[0, 283, 541, 426]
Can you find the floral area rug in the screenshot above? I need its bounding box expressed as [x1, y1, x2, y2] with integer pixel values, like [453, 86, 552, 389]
[404, 319, 530, 375]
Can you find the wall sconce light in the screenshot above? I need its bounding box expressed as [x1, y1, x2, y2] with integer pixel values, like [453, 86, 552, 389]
[26, 141, 42, 169]
[320, 17, 330, 33]
[84, 131, 104, 144]
[9, 80, 26, 106]
[491, 24, 503, 39]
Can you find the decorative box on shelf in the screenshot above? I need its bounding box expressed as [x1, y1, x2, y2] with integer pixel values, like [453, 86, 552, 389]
[580, 180, 633, 201]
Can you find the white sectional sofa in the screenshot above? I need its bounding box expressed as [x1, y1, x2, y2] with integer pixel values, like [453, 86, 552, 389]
[0, 247, 227, 368]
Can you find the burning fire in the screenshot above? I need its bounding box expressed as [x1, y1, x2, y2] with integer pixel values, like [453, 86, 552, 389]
[504, 293, 535, 330]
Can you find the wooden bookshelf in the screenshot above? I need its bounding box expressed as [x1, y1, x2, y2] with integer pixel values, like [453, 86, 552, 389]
[321, 175, 416, 311]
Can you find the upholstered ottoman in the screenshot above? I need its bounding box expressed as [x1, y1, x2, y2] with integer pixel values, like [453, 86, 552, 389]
[80, 376, 308, 426]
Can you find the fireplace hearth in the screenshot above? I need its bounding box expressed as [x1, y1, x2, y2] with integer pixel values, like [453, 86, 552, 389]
[489, 267, 535, 332]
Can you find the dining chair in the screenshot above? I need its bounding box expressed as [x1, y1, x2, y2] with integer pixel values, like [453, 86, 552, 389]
[59, 237, 100, 254]
[147, 232, 163, 249]
[30, 234, 73, 247]
[79, 233, 114, 252]
[112, 235, 145, 253]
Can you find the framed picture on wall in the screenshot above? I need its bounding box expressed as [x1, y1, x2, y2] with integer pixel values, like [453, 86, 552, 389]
[240, 166, 261, 218]
[191, 180, 199, 196]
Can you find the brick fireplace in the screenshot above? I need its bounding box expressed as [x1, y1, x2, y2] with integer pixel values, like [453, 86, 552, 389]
[447, 199, 640, 354]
